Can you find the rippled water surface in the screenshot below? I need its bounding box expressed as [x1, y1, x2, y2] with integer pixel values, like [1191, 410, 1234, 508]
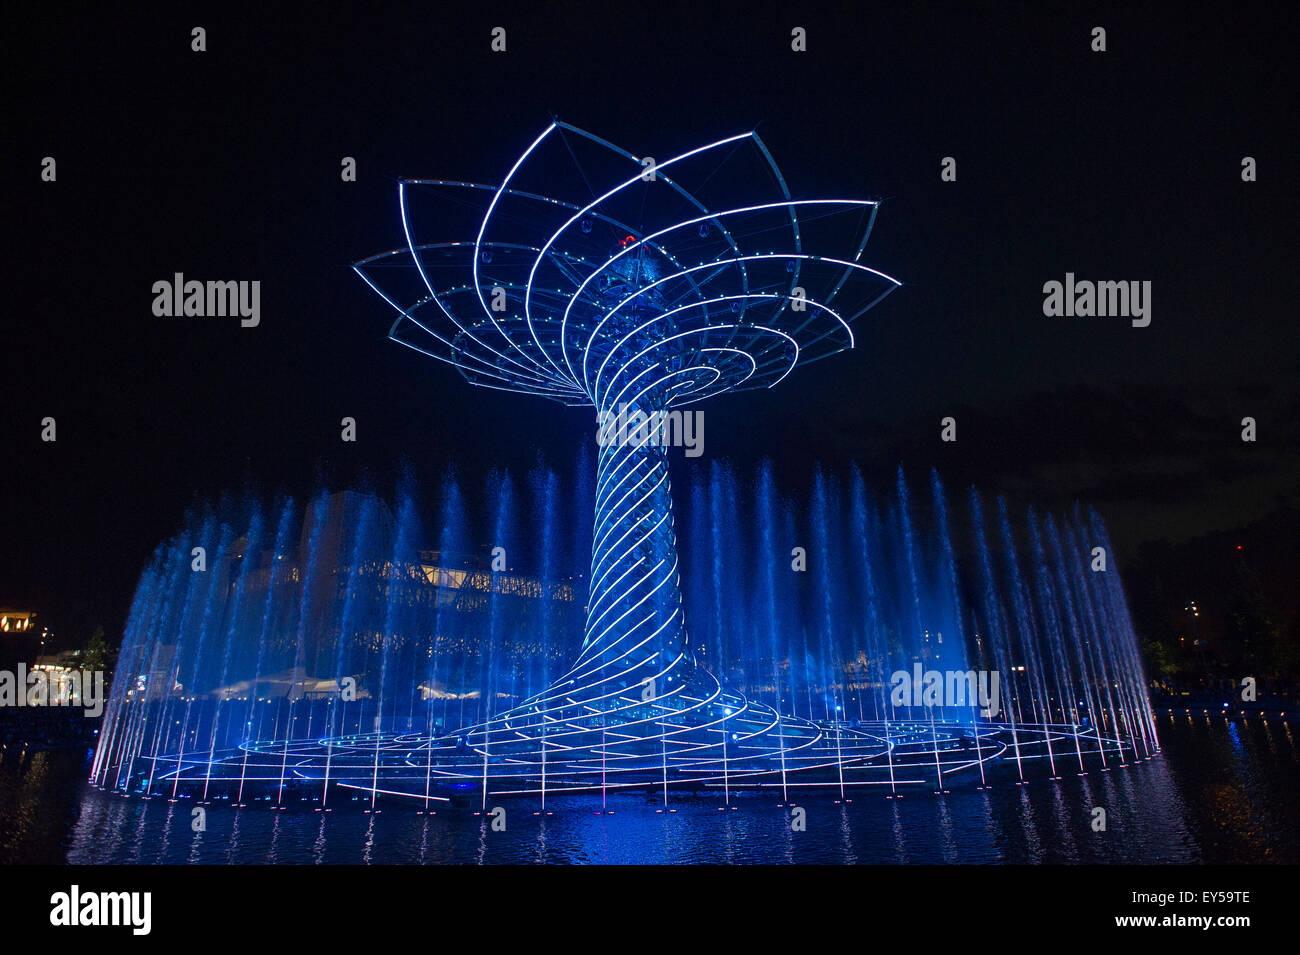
[2, 714, 1294, 864]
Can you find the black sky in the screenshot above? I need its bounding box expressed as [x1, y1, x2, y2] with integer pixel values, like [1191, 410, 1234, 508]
[5, 2, 1298, 644]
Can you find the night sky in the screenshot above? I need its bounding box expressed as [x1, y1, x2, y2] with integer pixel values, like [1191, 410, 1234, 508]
[6, 3, 1297, 645]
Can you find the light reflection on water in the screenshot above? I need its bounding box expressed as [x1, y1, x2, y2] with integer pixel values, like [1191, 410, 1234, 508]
[64, 764, 1188, 864]
[2, 715, 1291, 864]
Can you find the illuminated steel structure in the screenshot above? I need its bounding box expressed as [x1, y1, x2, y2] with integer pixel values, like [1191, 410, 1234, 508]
[350, 122, 913, 797]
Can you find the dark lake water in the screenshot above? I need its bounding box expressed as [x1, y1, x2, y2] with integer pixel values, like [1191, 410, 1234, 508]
[4, 713, 1295, 864]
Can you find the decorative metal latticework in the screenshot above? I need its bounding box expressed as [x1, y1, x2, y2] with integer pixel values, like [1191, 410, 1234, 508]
[350, 122, 906, 798]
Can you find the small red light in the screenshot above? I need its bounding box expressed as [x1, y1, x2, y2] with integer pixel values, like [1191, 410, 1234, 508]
[1236, 545, 1243, 550]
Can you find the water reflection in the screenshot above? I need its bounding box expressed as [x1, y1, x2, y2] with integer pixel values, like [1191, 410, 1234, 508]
[0, 716, 1281, 865]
